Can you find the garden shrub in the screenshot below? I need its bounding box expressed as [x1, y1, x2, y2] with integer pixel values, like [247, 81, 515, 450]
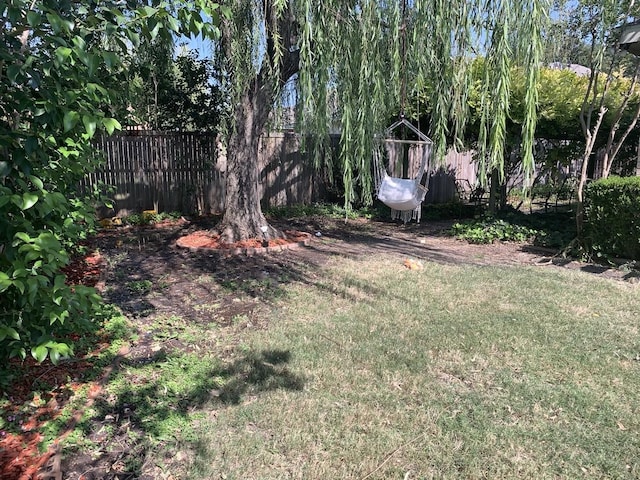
[584, 176, 640, 260]
[449, 209, 575, 248]
[0, 1, 215, 369]
[450, 216, 539, 244]
[122, 211, 182, 226]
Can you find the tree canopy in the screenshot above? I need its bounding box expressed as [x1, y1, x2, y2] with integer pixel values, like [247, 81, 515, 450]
[215, 0, 549, 241]
[125, 42, 223, 131]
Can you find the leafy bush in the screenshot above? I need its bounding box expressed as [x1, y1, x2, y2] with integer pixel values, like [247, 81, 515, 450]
[0, 1, 216, 366]
[449, 210, 575, 247]
[584, 176, 640, 260]
[122, 211, 182, 226]
[450, 217, 539, 244]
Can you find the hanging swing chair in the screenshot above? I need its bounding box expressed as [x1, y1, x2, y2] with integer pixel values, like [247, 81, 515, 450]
[373, 117, 434, 223]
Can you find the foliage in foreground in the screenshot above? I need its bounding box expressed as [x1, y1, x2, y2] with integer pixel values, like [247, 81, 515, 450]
[0, 303, 134, 466]
[584, 176, 640, 260]
[0, 0, 219, 364]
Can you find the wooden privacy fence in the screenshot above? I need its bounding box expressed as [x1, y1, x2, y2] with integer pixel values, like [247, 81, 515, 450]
[84, 131, 477, 217]
[85, 131, 327, 216]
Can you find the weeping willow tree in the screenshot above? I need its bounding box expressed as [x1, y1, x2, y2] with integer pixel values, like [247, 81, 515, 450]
[216, 0, 548, 242]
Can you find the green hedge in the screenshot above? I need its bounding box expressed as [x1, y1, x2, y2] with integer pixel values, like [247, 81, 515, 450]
[584, 176, 640, 260]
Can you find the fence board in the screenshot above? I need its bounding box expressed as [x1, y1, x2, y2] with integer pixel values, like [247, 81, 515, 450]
[85, 131, 329, 217]
[83, 131, 481, 218]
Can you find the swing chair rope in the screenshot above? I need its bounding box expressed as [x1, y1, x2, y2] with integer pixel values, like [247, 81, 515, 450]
[399, 0, 408, 119]
[372, 0, 434, 223]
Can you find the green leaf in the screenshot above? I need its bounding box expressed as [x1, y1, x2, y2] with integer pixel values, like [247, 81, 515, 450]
[102, 51, 120, 69]
[54, 274, 66, 291]
[12, 267, 28, 278]
[47, 13, 74, 34]
[25, 137, 39, 155]
[29, 175, 44, 190]
[63, 111, 80, 132]
[0, 326, 20, 342]
[13, 279, 25, 295]
[0, 161, 10, 177]
[22, 192, 39, 210]
[7, 64, 21, 82]
[82, 116, 98, 138]
[31, 345, 48, 363]
[55, 46, 73, 65]
[46, 13, 63, 34]
[0, 272, 12, 293]
[127, 31, 140, 48]
[7, 6, 21, 23]
[89, 54, 102, 76]
[49, 349, 61, 365]
[166, 15, 180, 33]
[103, 118, 121, 135]
[142, 6, 158, 17]
[27, 11, 41, 27]
[72, 36, 86, 51]
[14, 231, 32, 243]
[34, 232, 62, 251]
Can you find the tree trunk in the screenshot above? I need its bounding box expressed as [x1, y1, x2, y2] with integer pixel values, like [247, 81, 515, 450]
[216, 76, 284, 243]
[488, 168, 500, 214]
[216, 2, 300, 244]
[576, 106, 607, 239]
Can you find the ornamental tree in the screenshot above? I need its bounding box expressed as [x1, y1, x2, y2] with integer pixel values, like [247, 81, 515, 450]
[214, 0, 549, 243]
[561, 0, 640, 236]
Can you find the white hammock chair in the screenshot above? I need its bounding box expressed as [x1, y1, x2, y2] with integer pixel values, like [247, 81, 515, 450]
[374, 118, 434, 223]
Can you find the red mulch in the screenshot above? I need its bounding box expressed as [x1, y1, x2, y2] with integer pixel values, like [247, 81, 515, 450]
[178, 229, 311, 250]
[60, 250, 104, 287]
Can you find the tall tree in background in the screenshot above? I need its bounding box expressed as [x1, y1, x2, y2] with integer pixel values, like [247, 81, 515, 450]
[215, 0, 549, 243]
[126, 42, 223, 131]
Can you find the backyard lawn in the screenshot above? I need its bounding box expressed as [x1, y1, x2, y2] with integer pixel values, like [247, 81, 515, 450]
[2, 216, 639, 479]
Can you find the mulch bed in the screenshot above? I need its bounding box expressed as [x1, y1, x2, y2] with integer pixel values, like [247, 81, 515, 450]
[0, 219, 313, 480]
[176, 229, 312, 254]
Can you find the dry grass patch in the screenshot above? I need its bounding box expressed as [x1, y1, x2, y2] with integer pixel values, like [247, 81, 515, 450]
[177, 256, 640, 479]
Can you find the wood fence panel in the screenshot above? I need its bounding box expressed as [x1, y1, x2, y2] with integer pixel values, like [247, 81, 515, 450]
[85, 132, 479, 217]
[86, 131, 327, 217]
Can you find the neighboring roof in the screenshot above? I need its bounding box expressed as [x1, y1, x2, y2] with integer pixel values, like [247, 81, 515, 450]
[620, 22, 640, 56]
[548, 62, 592, 77]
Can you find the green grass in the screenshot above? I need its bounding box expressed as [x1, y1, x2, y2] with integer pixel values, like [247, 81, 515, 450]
[186, 258, 640, 479]
[60, 255, 640, 479]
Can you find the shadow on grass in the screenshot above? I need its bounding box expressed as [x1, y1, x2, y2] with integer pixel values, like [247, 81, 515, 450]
[98, 219, 411, 322]
[60, 348, 304, 478]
